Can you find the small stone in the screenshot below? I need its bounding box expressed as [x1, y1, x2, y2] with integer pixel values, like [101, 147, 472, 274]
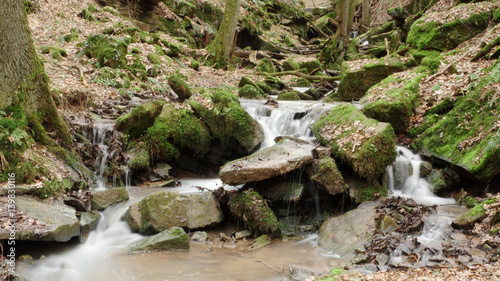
[191, 231, 208, 242]
[232, 230, 251, 240]
[249, 235, 271, 250]
[18, 254, 33, 261]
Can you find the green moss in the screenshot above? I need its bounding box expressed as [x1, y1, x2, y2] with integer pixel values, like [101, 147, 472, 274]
[63, 29, 79, 43]
[116, 100, 166, 138]
[129, 146, 150, 171]
[238, 84, 266, 99]
[257, 58, 276, 73]
[263, 76, 286, 90]
[362, 73, 426, 132]
[167, 73, 192, 101]
[461, 196, 479, 208]
[190, 60, 200, 71]
[147, 53, 162, 65]
[291, 78, 311, 87]
[427, 97, 456, 115]
[299, 59, 321, 74]
[282, 57, 300, 71]
[229, 188, 279, 234]
[147, 107, 211, 158]
[79, 8, 96, 21]
[277, 91, 300, 101]
[82, 34, 128, 68]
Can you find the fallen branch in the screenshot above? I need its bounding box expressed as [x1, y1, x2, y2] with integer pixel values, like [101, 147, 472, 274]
[254, 258, 292, 280]
[471, 34, 500, 62]
[256, 71, 339, 81]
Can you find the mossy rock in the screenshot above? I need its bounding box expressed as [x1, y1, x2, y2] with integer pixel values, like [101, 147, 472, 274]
[336, 57, 406, 101]
[167, 73, 192, 101]
[128, 191, 224, 234]
[257, 58, 276, 73]
[299, 59, 321, 74]
[264, 76, 286, 90]
[307, 157, 347, 195]
[191, 60, 200, 71]
[296, 91, 314, 100]
[255, 81, 275, 94]
[82, 34, 128, 68]
[146, 106, 211, 158]
[406, 2, 494, 51]
[282, 57, 300, 71]
[115, 100, 166, 138]
[452, 199, 497, 229]
[362, 71, 426, 132]
[129, 227, 190, 252]
[291, 78, 311, 87]
[128, 144, 150, 171]
[277, 90, 300, 101]
[91, 188, 129, 211]
[238, 84, 266, 99]
[189, 90, 264, 153]
[414, 62, 500, 183]
[314, 12, 337, 36]
[312, 104, 397, 182]
[229, 188, 279, 234]
[147, 53, 162, 65]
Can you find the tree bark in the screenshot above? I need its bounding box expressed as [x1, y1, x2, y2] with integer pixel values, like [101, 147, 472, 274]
[0, 0, 72, 145]
[206, 0, 241, 68]
[362, 0, 370, 27]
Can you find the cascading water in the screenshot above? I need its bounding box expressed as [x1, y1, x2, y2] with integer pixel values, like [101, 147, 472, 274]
[92, 119, 115, 190]
[387, 146, 455, 205]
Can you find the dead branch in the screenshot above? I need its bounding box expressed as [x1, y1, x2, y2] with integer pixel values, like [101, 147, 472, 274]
[256, 71, 339, 81]
[471, 34, 500, 62]
[254, 258, 292, 280]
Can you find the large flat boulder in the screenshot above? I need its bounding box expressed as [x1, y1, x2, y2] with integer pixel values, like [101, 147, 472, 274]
[312, 104, 397, 183]
[129, 227, 190, 252]
[0, 196, 80, 242]
[91, 188, 129, 211]
[318, 202, 379, 258]
[126, 191, 224, 234]
[219, 139, 314, 185]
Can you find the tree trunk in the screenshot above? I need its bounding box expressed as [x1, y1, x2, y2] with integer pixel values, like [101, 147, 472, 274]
[206, 0, 241, 68]
[362, 0, 370, 28]
[0, 0, 72, 145]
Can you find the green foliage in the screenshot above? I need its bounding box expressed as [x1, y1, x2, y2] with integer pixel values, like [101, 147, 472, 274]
[63, 29, 79, 43]
[79, 7, 96, 21]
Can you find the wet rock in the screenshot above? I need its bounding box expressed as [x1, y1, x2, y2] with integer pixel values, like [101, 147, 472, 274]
[313, 104, 397, 183]
[425, 169, 447, 193]
[79, 211, 101, 242]
[91, 188, 129, 211]
[232, 230, 251, 240]
[219, 139, 314, 185]
[376, 215, 398, 234]
[127, 191, 224, 234]
[229, 188, 279, 234]
[129, 227, 190, 252]
[191, 231, 208, 242]
[307, 156, 347, 196]
[253, 180, 305, 202]
[420, 161, 433, 177]
[248, 235, 271, 250]
[289, 265, 314, 281]
[63, 196, 88, 212]
[318, 202, 379, 258]
[128, 144, 150, 171]
[452, 199, 494, 230]
[312, 145, 331, 159]
[0, 196, 80, 242]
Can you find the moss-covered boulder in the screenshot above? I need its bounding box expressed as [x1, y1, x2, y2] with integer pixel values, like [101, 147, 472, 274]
[414, 62, 500, 183]
[307, 156, 347, 196]
[407, 2, 498, 51]
[336, 57, 406, 101]
[299, 59, 321, 74]
[219, 138, 314, 185]
[82, 34, 128, 68]
[229, 188, 279, 234]
[277, 90, 300, 101]
[257, 58, 276, 73]
[129, 227, 190, 252]
[318, 201, 379, 258]
[312, 104, 397, 182]
[115, 100, 166, 138]
[91, 188, 129, 211]
[238, 84, 266, 99]
[0, 196, 80, 242]
[264, 76, 286, 90]
[126, 191, 224, 234]
[452, 199, 496, 230]
[189, 90, 264, 153]
[146, 105, 211, 158]
[167, 73, 192, 101]
[282, 57, 300, 71]
[362, 70, 426, 132]
[128, 144, 150, 171]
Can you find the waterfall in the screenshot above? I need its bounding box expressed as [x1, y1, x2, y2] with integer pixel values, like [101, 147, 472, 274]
[92, 120, 115, 190]
[387, 146, 455, 205]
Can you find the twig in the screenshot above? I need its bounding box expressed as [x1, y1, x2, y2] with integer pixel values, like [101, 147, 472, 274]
[255, 71, 339, 81]
[424, 51, 468, 83]
[254, 258, 292, 280]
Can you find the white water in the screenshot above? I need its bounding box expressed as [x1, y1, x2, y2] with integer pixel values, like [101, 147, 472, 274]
[240, 100, 338, 149]
[92, 120, 115, 190]
[387, 146, 455, 205]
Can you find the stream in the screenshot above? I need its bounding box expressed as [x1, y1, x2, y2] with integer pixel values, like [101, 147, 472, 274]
[18, 99, 463, 280]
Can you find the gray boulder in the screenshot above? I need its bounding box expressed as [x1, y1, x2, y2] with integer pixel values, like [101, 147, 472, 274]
[129, 227, 189, 252]
[318, 202, 379, 258]
[126, 191, 224, 234]
[219, 139, 314, 185]
[91, 188, 129, 210]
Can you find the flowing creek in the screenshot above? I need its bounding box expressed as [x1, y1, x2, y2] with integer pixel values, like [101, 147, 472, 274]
[19, 100, 465, 279]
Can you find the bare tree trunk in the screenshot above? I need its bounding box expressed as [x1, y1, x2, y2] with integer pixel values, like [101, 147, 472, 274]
[362, 0, 370, 27]
[0, 0, 72, 145]
[206, 0, 241, 68]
